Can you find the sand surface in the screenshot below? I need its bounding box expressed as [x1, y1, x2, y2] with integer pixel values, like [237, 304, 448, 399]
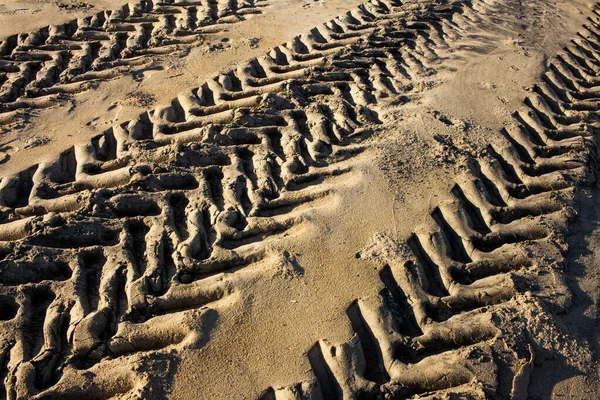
[1, 0, 600, 399]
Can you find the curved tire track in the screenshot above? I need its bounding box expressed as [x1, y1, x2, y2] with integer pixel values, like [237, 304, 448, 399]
[261, 8, 600, 399]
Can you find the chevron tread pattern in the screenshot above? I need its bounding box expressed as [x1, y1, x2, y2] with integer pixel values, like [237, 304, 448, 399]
[0, 0, 271, 121]
[260, 7, 600, 399]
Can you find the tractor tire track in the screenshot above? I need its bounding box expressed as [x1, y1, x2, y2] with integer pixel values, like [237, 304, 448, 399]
[260, 8, 600, 399]
[0, 0, 270, 122]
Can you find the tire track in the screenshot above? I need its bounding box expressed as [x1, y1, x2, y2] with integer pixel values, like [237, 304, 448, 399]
[260, 10, 600, 399]
[0, 0, 528, 397]
[0, 0, 508, 235]
[0, 0, 270, 122]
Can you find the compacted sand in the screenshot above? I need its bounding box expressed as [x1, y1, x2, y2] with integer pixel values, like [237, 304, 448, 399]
[1, 0, 600, 398]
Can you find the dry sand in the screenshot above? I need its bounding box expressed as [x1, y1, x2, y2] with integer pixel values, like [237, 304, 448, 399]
[1, 0, 600, 399]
